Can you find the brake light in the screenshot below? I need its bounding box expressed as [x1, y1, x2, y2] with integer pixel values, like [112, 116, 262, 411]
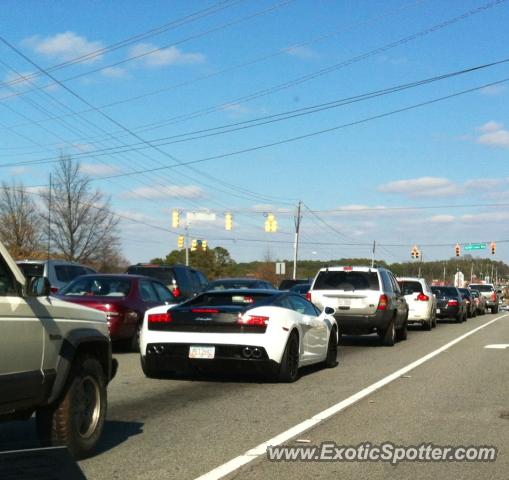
[192, 308, 219, 313]
[377, 294, 389, 310]
[343, 266, 353, 271]
[237, 313, 269, 326]
[416, 293, 429, 301]
[306, 292, 312, 302]
[491, 292, 497, 302]
[448, 299, 459, 307]
[148, 312, 173, 323]
[173, 287, 182, 298]
[50, 286, 59, 294]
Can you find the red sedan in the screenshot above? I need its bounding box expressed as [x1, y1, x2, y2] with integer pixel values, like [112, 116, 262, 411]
[57, 274, 177, 349]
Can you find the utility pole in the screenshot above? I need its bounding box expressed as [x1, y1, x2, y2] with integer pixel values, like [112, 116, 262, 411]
[491, 264, 494, 284]
[470, 262, 474, 284]
[47, 173, 52, 261]
[292, 201, 302, 280]
[418, 248, 423, 278]
[184, 223, 189, 267]
[371, 240, 376, 268]
[442, 263, 446, 285]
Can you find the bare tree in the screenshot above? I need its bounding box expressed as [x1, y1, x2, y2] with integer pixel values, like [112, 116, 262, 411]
[0, 181, 43, 258]
[43, 156, 120, 263]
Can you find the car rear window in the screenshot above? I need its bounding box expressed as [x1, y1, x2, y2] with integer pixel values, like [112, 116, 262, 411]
[313, 271, 379, 291]
[60, 277, 132, 297]
[208, 280, 258, 290]
[469, 285, 493, 292]
[127, 266, 175, 285]
[399, 281, 423, 295]
[17, 263, 44, 278]
[185, 292, 275, 306]
[431, 287, 458, 297]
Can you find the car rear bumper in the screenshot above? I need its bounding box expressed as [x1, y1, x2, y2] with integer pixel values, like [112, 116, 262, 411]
[436, 305, 461, 319]
[334, 310, 392, 334]
[143, 342, 278, 373]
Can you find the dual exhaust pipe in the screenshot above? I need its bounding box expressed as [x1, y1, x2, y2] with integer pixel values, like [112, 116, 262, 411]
[147, 345, 166, 355]
[242, 346, 262, 359]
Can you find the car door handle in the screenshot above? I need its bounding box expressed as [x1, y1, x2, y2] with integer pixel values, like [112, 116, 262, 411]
[49, 334, 62, 341]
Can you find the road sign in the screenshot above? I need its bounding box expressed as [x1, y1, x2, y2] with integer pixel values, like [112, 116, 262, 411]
[454, 271, 464, 287]
[276, 262, 286, 275]
[464, 243, 486, 251]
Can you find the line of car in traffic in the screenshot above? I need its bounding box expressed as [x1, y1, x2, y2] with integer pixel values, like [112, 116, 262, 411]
[2, 249, 505, 461]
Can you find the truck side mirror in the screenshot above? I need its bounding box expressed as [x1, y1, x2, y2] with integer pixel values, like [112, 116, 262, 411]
[27, 277, 51, 297]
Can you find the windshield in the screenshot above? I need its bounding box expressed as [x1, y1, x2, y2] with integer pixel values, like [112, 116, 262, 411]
[17, 263, 44, 278]
[208, 280, 263, 290]
[127, 266, 175, 285]
[398, 281, 423, 295]
[313, 271, 379, 291]
[431, 287, 458, 297]
[60, 276, 132, 297]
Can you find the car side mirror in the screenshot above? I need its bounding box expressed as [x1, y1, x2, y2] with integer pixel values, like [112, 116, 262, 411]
[324, 306, 336, 316]
[27, 277, 51, 297]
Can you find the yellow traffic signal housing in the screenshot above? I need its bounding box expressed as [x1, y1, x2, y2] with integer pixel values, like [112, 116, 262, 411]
[202, 240, 208, 251]
[191, 239, 197, 251]
[265, 213, 278, 232]
[225, 213, 233, 231]
[177, 235, 184, 249]
[455, 243, 461, 257]
[491, 242, 496, 255]
[172, 209, 180, 228]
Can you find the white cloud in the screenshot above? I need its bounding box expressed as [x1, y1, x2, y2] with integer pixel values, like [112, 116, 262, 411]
[10, 166, 31, 176]
[80, 163, 120, 177]
[124, 185, 204, 200]
[477, 129, 509, 148]
[478, 121, 503, 133]
[221, 103, 250, 115]
[285, 45, 319, 60]
[464, 178, 504, 189]
[378, 177, 463, 197]
[24, 32, 104, 63]
[480, 85, 507, 96]
[429, 214, 455, 223]
[101, 66, 128, 78]
[129, 43, 205, 67]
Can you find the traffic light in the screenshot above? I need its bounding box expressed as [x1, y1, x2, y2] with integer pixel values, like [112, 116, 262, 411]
[177, 235, 184, 249]
[191, 239, 197, 251]
[411, 250, 416, 259]
[172, 209, 180, 228]
[265, 213, 278, 232]
[411, 245, 419, 259]
[225, 213, 233, 231]
[202, 240, 208, 251]
[415, 249, 420, 260]
[491, 242, 496, 255]
[455, 243, 461, 257]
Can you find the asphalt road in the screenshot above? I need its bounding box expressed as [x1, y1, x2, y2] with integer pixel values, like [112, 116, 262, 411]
[1, 312, 507, 480]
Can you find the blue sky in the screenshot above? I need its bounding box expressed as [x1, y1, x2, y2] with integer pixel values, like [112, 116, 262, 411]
[1, 0, 509, 268]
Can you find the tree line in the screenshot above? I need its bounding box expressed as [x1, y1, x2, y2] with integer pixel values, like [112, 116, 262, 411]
[0, 156, 126, 272]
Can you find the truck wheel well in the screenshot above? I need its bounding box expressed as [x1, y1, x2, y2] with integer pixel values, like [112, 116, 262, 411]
[75, 341, 109, 378]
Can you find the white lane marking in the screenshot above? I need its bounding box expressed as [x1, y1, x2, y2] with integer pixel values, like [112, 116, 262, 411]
[195, 314, 508, 480]
[484, 344, 509, 349]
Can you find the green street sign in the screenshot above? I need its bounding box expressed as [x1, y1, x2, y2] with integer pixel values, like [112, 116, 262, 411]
[464, 243, 487, 251]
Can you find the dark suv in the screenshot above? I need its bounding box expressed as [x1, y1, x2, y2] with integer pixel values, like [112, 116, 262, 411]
[431, 286, 467, 323]
[126, 264, 208, 301]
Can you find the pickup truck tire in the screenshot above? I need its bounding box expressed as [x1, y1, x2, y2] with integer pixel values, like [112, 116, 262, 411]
[36, 355, 107, 459]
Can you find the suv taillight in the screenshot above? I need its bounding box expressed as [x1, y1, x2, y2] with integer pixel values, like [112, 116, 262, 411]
[306, 292, 312, 302]
[416, 293, 429, 301]
[377, 294, 389, 310]
[448, 299, 459, 307]
[491, 292, 497, 302]
[173, 287, 182, 298]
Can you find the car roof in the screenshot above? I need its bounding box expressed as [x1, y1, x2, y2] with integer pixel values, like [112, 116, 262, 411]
[209, 277, 268, 282]
[397, 277, 425, 282]
[200, 288, 281, 295]
[318, 266, 383, 272]
[75, 273, 165, 282]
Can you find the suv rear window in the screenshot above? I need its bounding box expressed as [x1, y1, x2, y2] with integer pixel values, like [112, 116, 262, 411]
[127, 266, 175, 285]
[313, 271, 379, 291]
[17, 263, 44, 278]
[469, 285, 493, 292]
[399, 281, 423, 295]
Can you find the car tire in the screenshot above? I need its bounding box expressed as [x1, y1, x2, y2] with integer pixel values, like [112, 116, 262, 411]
[325, 327, 338, 368]
[455, 313, 462, 323]
[131, 323, 141, 352]
[396, 321, 407, 341]
[278, 332, 300, 383]
[432, 313, 437, 328]
[36, 355, 107, 459]
[492, 306, 499, 314]
[423, 318, 432, 331]
[381, 319, 396, 347]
